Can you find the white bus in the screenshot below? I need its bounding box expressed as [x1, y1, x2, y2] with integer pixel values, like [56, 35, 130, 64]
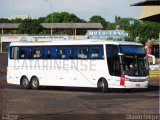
[7, 40, 149, 92]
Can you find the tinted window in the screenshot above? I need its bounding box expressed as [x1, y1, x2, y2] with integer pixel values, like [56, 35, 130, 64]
[120, 46, 145, 55]
[58, 47, 72, 59]
[32, 47, 42, 59]
[43, 47, 51, 59]
[89, 46, 104, 59]
[10, 47, 19, 59]
[50, 47, 58, 59]
[73, 47, 88, 59]
[106, 45, 120, 76]
[10, 45, 104, 60]
[58, 48, 66, 59]
[19, 47, 32, 59]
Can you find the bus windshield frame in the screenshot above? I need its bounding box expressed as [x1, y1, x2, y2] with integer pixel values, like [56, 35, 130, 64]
[119, 45, 149, 77]
[105, 45, 149, 77]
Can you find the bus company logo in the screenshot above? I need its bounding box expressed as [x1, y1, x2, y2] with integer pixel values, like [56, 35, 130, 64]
[13, 60, 97, 71]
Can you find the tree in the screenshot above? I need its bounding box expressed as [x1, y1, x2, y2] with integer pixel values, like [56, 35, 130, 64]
[44, 12, 86, 35]
[138, 22, 160, 44]
[38, 17, 45, 23]
[10, 18, 23, 23]
[19, 19, 43, 34]
[127, 21, 160, 44]
[116, 18, 140, 30]
[105, 22, 116, 30]
[44, 12, 84, 23]
[89, 15, 106, 28]
[0, 18, 11, 23]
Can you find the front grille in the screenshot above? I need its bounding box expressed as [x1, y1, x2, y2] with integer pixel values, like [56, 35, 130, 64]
[129, 79, 146, 82]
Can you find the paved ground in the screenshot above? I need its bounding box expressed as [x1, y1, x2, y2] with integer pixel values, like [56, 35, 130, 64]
[0, 71, 159, 120]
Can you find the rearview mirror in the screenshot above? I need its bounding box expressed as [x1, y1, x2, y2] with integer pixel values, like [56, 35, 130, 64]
[118, 53, 124, 56]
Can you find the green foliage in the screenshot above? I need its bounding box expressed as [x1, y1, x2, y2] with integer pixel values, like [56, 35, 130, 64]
[0, 18, 11, 23]
[89, 15, 106, 28]
[125, 21, 160, 44]
[106, 22, 116, 30]
[0, 18, 24, 23]
[134, 22, 160, 44]
[37, 17, 45, 23]
[115, 18, 160, 44]
[44, 12, 85, 23]
[44, 12, 86, 34]
[117, 18, 140, 30]
[18, 19, 43, 34]
[10, 18, 23, 23]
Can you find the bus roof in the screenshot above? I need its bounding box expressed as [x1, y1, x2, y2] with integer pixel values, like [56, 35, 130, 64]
[10, 39, 143, 46]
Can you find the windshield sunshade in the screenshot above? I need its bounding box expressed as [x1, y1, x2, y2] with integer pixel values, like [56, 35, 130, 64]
[120, 46, 145, 55]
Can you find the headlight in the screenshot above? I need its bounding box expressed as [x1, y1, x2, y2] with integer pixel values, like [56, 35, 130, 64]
[146, 78, 149, 81]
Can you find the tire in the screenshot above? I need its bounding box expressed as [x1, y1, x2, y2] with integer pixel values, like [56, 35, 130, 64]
[30, 76, 39, 90]
[98, 78, 108, 93]
[20, 76, 30, 89]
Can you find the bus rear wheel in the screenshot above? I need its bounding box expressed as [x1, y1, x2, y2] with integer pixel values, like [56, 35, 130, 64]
[98, 78, 108, 93]
[20, 76, 30, 89]
[30, 76, 39, 90]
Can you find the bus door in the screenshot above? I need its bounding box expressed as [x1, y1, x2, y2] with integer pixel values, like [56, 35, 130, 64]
[106, 45, 121, 87]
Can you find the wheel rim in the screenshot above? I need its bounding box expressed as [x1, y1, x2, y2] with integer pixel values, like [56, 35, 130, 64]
[32, 78, 38, 88]
[22, 78, 28, 87]
[101, 80, 105, 91]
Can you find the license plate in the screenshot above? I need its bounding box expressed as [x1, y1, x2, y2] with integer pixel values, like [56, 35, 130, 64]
[135, 84, 140, 87]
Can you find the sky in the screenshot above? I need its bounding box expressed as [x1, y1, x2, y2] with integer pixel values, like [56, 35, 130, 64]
[0, 0, 143, 22]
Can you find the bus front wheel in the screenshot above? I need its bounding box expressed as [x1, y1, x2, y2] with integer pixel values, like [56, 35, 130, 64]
[20, 76, 30, 89]
[30, 76, 39, 90]
[98, 78, 108, 93]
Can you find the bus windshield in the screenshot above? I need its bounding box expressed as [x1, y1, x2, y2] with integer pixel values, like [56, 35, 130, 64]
[120, 46, 149, 76]
[121, 55, 149, 76]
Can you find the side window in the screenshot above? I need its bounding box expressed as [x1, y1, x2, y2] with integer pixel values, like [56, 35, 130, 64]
[58, 48, 66, 59]
[19, 47, 32, 59]
[50, 47, 58, 59]
[10, 47, 19, 59]
[89, 46, 104, 59]
[73, 47, 88, 59]
[58, 47, 72, 59]
[32, 47, 42, 59]
[43, 47, 51, 59]
[106, 45, 120, 76]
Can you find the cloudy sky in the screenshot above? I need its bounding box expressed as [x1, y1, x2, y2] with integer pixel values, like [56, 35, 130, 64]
[0, 0, 142, 22]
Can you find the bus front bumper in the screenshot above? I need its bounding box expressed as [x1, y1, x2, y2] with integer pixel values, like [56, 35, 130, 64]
[122, 80, 149, 88]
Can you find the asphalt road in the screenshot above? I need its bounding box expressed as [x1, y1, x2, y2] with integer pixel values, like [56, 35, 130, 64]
[0, 72, 159, 120]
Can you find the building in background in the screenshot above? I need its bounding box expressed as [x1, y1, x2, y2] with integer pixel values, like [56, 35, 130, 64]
[131, 0, 160, 22]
